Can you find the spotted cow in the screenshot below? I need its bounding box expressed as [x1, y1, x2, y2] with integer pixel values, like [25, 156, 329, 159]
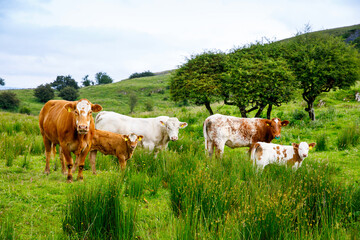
[250, 142, 316, 169]
[203, 114, 289, 157]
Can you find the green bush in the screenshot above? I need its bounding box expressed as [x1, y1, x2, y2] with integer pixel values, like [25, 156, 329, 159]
[58, 86, 79, 101]
[19, 106, 31, 115]
[316, 133, 328, 151]
[144, 101, 154, 111]
[337, 125, 360, 150]
[34, 84, 54, 103]
[0, 91, 20, 110]
[129, 71, 155, 79]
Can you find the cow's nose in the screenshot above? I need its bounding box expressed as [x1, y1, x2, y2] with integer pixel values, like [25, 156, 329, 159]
[170, 136, 178, 141]
[78, 125, 89, 133]
[303, 154, 307, 158]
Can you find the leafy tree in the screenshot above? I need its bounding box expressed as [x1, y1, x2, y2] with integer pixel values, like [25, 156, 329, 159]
[129, 93, 138, 113]
[225, 42, 296, 118]
[59, 86, 79, 101]
[0, 91, 20, 110]
[286, 33, 360, 120]
[51, 75, 79, 91]
[82, 75, 94, 87]
[129, 71, 155, 79]
[34, 84, 55, 103]
[95, 72, 113, 85]
[170, 50, 227, 115]
[0, 77, 5, 86]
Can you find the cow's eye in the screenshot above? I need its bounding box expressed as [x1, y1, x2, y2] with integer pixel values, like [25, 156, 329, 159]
[89, 110, 93, 114]
[74, 110, 79, 115]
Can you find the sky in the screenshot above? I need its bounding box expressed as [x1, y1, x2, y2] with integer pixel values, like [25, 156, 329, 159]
[0, 0, 359, 89]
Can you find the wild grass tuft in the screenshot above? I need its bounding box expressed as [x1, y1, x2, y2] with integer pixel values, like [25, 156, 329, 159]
[316, 133, 328, 151]
[62, 173, 137, 239]
[337, 124, 360, 150]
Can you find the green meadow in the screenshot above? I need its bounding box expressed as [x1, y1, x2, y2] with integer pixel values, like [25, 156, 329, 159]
[1, 74, 360, 239]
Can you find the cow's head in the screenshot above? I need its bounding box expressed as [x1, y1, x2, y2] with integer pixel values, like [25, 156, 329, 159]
[64, 99, 102, 134]
[292, 142, 316, 160]
[265, 118, 289, 140]
[160, 118, 188, 141]
[123, 133, 143, 150]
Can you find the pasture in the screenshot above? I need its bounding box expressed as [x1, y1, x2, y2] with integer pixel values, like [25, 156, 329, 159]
[1, 75, 360, 239]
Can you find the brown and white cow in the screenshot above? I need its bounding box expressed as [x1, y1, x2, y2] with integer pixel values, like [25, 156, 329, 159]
[84, 130, 143, 174]
[203, 114, 289, 158]
[250, 142, 316, 170]
[39, 99, 102, 182]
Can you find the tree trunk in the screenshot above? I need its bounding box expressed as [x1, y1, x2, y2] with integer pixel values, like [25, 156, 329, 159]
[254, 104, 266, 118]
[305, 101, 316, 121]
[204, 101, 214, 115]
[239, 106, 247, 118]
[266, 104, 273, 119]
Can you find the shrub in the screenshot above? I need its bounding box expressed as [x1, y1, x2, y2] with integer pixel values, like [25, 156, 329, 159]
[129, 93, 138, 113]
[315, 133, 328, 151]
[144, 101, 154, 111]
[34, 84, 54, 103]
[58, 86, 79, 101]
[19, 106, 31, 115]
[0, 91, 20, 110]
[129, 71, 155, 79]
[51, 75, 79, 91]
[95, 72, 113, 85]
[337, 125, 360, 150]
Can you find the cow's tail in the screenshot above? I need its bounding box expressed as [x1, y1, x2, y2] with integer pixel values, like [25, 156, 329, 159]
[250, 143, 260, 161]
[203, 118, 211, 150]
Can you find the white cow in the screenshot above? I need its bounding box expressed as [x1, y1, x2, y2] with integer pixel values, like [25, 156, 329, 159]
[95, 111, 188, 152]
[250, 142, 316, 170]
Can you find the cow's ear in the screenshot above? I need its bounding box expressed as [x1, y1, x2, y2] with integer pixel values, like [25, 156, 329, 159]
[91, 104, 102, 113]
[292, 143, 299, 149]
[160, 121, 165, 126]
[123, 135, 129, 141]
[179, 122, 188, 128]
[281, 120, 289, 126]
[265, 119, 272, 127]
[309, 142, 316, 150]
[138, 135, 144, 141]
[64, 102, 76, 112]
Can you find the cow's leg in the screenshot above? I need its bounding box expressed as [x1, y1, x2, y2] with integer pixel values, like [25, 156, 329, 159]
[117, 155, 126, 170]
[206, 139, 215, 158]
[214, 140, 225, 158]
[72, 155, 80, 173]
[77, 147, 91, 181]
[59, 147, 67, 175]
[89, 150, 97, 175]
[43, 137, 52, 174]
[60, 144, 74, 182]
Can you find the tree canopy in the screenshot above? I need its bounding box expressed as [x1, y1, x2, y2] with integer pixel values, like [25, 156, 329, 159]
[51, 75, 79, 91]
[95, 72, 113, 85]
[170, 51, 227, 115]
[34, 84, 55, 103]
[286, 33, 360, 120]
[0, 77, 5, 86]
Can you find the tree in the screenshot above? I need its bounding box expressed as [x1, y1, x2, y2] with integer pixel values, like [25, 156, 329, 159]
[82, 75, 94, 87]
[129, 71, 155, 79]
[95, 72, 113, 85]
[0, 77, 5, 86]
[0, 91, 20, 110]
[59, 86, 79, 101]
[51, 75, 79, 91]
[170, 50, 227, 115]
[286, 33, 360, 120]
[34, 84, 55, 103]
[129, 93, 138, 113]
[224, 42, 296, 118]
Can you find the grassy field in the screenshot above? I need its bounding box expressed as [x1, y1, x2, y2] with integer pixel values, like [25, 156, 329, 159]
[1, 74, 360, 239]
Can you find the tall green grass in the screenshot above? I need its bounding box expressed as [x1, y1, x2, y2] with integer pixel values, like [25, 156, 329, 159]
[62, 173, 137, 239]
[337, 124, 360, 150]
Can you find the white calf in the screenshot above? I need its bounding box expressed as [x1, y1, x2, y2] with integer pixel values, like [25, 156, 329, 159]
[251, 142, 316, 170]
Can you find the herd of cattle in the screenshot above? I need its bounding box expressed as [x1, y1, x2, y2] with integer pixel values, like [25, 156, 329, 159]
[38, 99, 316, 182]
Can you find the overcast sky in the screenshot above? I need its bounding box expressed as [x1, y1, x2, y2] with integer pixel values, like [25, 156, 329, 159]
[1, 0, 359, 88]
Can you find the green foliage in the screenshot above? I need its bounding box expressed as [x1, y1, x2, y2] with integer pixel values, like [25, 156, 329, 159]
[225, 42, 296, 117]
[95, 72, 113, 85]
[33, 83, 54, 103]
[58, 86, 79, 101]
[51, 75, 79, 91]
[129, 93, 138, 113]
[286, 33, 360, 120]
[337, 124, 360, 150]
[81, 74, 94, 87]
[170, 50, 227, 115]
[0, 91, 20, 110]
[0, 215, 15, 239]
[63, 174, 137, 239]
[144, 101, 154, 111]
[315, 134, 328, 151]
[129, 71, 155, 79]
